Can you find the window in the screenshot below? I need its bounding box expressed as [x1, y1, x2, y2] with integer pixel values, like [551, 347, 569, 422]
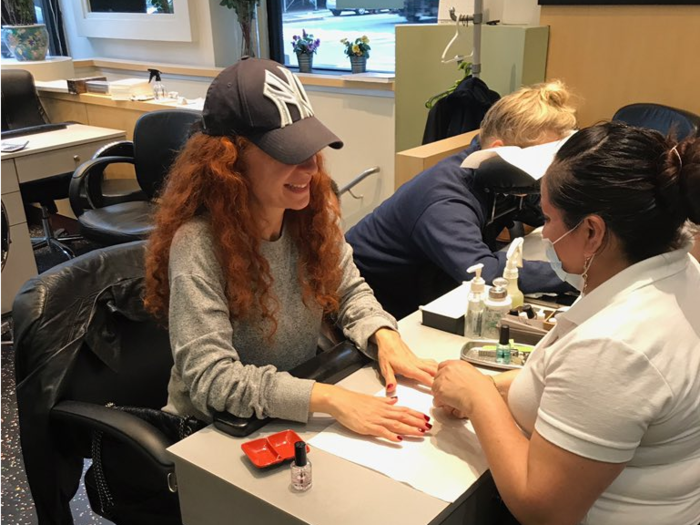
[34, 0, 65, 57]
[272, 0, 438, 73]
[72, 0, 193, 41]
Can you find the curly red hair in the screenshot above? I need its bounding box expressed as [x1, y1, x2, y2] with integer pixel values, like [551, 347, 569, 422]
[144, 132, 343, 336]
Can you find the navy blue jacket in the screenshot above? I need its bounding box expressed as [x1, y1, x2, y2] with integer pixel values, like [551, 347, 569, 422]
[346, 143, 571, 319]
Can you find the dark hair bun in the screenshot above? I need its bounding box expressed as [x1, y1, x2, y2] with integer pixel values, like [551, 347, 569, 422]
[675, 138, 700, 224]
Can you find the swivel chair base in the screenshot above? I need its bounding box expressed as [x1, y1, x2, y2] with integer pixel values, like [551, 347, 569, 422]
[30, 206, 82, 260]
[1, 317, 12, 346]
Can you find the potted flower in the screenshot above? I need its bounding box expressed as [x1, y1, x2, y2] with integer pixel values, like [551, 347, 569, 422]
[340, 35, 371, 74]
[220, 0, 261, 58]
[1, 0, 49, 61]
[291, 30, 320, 74]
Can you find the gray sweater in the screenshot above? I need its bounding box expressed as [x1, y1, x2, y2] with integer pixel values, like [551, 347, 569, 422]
[162, 217, 397, 423]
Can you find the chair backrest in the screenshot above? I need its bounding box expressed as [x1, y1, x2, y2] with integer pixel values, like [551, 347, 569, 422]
[132, 109, 202, 199]
[0, 69, 50, 131]
[1, 201, 9, 271]
[612, 103, 700, 140]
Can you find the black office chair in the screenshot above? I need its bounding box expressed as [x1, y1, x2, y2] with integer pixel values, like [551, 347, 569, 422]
[1, 201, 12, 343]
[69, 110, 201, 246]
[13, 241, 369, 525]
[1, 68, 83, 259]
[612, 103, 700, 140]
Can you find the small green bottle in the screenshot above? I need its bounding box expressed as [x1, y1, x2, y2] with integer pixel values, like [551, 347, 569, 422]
[496, 324, 511, 365]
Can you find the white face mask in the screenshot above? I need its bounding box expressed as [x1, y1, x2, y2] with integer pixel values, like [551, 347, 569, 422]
[543, 221, 586, 291]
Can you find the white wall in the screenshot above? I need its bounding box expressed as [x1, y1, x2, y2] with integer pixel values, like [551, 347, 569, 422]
[305, 87, 395, 230]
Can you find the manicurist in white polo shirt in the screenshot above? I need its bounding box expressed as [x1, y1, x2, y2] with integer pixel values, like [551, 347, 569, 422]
[432, 121, 700, 525]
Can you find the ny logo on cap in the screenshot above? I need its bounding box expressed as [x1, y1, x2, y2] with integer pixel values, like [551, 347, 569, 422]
[262, 67, 314, 128]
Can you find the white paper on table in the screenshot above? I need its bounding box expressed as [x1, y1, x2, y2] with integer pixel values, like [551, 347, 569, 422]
[309, 384, 489, 502]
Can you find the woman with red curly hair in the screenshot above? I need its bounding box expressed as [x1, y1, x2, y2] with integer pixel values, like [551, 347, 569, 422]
[145, 58, 437, 442]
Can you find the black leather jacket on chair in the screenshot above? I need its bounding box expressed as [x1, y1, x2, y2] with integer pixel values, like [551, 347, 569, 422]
[13, 241, 156, 525]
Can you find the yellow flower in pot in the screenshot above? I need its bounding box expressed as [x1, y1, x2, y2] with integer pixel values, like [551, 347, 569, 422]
[340, 35, 371, 74]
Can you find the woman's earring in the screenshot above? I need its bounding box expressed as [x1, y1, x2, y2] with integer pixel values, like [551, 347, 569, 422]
[582, 255, 595, 294]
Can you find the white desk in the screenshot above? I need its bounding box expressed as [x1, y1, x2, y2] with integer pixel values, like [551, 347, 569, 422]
[1, 124, 126, 313]
[168, 311, 499, 525]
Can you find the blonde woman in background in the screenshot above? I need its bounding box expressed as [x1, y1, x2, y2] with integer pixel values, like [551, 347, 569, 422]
[347, 81, 578, 319]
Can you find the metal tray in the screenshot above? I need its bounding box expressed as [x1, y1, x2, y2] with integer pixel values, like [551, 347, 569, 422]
[460, 339, 536, 371]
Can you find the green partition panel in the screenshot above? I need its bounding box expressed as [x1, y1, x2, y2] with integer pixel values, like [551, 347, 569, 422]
[395, 24, 549, 152]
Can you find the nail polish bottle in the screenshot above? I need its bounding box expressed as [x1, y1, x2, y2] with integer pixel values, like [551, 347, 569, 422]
[291, 441, 312, 491]
[496, 324, 512, 365]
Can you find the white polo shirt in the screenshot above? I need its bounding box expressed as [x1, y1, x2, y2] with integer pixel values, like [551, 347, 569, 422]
[509, 246, 700, 525]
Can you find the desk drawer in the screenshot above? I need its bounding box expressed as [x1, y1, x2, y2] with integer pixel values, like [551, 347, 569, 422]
[14, 139, 117, 184]
[2, 159, 20, 194]
[2, 191, 26, 226]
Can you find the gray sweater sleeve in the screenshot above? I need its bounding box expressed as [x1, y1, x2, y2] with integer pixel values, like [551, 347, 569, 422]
[168, 223, 315, 423]
[336, 240, 399, 359]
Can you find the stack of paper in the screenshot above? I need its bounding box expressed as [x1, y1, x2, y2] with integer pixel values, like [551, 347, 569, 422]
[309, 384, 489, 502]
[109, 78, 152, 101]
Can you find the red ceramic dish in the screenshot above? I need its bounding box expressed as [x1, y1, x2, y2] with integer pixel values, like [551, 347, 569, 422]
[241, 430, 310, 468]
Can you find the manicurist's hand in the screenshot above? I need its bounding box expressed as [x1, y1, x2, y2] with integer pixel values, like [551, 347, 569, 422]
[372, 328, 438, 395]
[432, 396, 471, 419]
[311, 383, 432, 443]
[431, 360, 497, 419]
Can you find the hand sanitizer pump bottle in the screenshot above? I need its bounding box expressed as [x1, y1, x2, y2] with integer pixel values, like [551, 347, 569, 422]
[464, 263, 486, 339]
[483, 278, 513, 339]
[148, 68, 166, 100]
[504, 237, 525, 309]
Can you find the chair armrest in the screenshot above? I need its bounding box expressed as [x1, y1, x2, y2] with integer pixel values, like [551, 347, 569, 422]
[93, 140, 135, 159]
[51, 400, 174, 470]
[69, 156, 135, 216]
[213, 340, 370, 438]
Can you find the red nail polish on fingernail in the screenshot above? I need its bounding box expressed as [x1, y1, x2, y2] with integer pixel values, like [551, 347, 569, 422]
[386, 384, 395, 391]
[419, 428, 426, 433]
[424, 414, 431, 421]
[426, 423, 433, 430]
[397, 436, 403, 441]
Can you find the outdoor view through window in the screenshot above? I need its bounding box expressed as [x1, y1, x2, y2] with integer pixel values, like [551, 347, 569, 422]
[281, 0, 438, 72]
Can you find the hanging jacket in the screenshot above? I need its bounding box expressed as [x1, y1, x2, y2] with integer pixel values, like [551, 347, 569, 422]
[422, 76, 500, 145]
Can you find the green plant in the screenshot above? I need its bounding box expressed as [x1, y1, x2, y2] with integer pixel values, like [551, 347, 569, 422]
[340, 35, 370, 59]
[291, 30, 320, 55]
[150, 0, 173, 14]
[1, 0, 37, 26]
[220, 0, 261, 57]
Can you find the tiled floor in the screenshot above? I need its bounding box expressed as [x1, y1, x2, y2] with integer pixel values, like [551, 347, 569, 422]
[1, 332, 111, 525]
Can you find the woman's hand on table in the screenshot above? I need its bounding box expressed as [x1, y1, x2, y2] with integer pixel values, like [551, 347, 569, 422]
[311, 383, 432, 443]
[431, 360, 498, 419]
[372, 328, 438, 395]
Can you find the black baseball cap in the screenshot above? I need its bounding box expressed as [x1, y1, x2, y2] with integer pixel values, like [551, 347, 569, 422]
[202, 57, 343, 165]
